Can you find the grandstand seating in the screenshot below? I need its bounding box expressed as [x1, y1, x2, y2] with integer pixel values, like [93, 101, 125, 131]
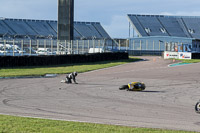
[92, 23, 110, 38]
[181, 17, 200, 39]
[74, 22, 101, 39]
[136, 15, 169, 36]
[158, 17, 186, 37]
[0, 19, 16, 35]
[25, 20, 57, 37]
[0, 18, 110, 40]
[128, 15, 148, 36]
[3, 19, 36, 37]
[128, 14, 200, 39]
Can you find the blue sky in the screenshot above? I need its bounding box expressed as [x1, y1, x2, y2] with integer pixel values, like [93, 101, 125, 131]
[1, 0, 200, 38]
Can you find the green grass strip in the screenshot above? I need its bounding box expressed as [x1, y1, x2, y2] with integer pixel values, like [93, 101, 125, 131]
[0, 57, 140, 77]
[179, 59, 200, 63]
[0, 115, 197, 133]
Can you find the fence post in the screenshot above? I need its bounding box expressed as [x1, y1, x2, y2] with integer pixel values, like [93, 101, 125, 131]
[119, 40, 121, 51]
[71, 40, 73, 54]
[88, 40, 90, 52]
[51, 40, 53, 55]
[44, 40, 46, 55]
[177, 42, 180, 52]
[68, 40, 70, 54]
[93, 40, 95, 53]
[182, 42, 183, 52]
[37, 40, 39, 52]
[65, 40, 67, 54]
[4, 40, 6, 56]
[30, 39, 32, 55]
[103, 39, 106, 53]
[57, 40, 59, 55]
[13, 39, 15, 56]
[126, 39, 128, 51]
[112, 40, 113, 50]
[98, 40, 100, 52]
[21, 40, 24, 56]
[76, 40, 79, 54]
[159, 41, 161, 51]
[153, 41, 155, 50]
[140, 40, 142, 55]
[82, 40, 84, 54]
[146, 40, 148, 50]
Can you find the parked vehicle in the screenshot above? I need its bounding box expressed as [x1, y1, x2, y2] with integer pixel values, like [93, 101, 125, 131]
[88, 48, 104, 53]
[36, 48, 55, 55]
[0, 44, 18, 55]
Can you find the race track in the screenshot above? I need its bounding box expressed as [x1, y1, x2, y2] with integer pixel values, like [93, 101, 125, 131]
[0, 56, 200, 132]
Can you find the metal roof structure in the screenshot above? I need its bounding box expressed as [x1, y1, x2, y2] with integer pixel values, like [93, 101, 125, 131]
[0, 18, 110, 40]
[128, 14, 200, 39]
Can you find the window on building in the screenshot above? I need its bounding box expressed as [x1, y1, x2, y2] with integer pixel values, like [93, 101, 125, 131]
[160, 28, 166, 33]
[145, 28, 151, 33]
[188, 29, 195, 34]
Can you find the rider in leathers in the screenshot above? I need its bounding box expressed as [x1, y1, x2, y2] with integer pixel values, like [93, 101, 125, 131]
[66, 72, 78, 84]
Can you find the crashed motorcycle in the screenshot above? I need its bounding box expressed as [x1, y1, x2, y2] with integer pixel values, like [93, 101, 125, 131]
[119, 82, 145, 91]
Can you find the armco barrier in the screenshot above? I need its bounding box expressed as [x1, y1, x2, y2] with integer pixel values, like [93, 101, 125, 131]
[0, 52, 128, 67]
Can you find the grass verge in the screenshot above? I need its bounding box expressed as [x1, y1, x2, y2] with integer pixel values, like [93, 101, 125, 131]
[0, 115, 197, 133]
[0, 57, 140, 77]
[179, 59, 200, 63]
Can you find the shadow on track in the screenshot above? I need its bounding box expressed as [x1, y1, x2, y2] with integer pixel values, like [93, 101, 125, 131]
[125, 90, 166, 93]
[138, 90, 165, 93]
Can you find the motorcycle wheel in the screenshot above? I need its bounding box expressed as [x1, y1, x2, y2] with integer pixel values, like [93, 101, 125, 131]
[195, 102, 200, 114]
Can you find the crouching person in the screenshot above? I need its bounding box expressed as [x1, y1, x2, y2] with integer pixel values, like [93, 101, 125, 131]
[66, 72, 78, 84]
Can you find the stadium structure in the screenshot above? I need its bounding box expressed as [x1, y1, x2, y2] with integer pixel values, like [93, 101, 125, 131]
[127, 14, 200, 57]
[0, 18, 110, 40]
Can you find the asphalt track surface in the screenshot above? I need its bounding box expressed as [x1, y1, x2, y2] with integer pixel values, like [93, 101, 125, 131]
[0, 56, 200, 132]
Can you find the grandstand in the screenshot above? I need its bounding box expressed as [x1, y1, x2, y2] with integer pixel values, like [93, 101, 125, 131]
[127, 14, 200, 39]
[0, 18, 110, 40]
[127, 14, 200, 54]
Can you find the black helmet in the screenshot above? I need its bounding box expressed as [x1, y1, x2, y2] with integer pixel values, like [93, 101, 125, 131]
[73, 71, 78, 76]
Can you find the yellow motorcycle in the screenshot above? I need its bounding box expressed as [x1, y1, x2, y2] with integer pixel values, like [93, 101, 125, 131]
[119, 82, 145, 91]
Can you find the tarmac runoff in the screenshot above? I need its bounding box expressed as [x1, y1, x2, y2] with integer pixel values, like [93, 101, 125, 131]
[0, 56, 200, 132]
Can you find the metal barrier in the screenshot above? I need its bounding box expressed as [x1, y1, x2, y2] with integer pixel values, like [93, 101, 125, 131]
[0, 38, 197, 56]
[0, 39, 116, 56]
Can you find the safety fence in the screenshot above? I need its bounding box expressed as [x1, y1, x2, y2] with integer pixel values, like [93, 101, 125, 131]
[0, 38, 197, 56]
[0, 39, 117, 56]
